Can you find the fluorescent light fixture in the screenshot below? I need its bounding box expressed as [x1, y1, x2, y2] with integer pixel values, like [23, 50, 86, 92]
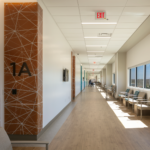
[84, 37, 111, 39]
[82, 22, 117, 24]
[86, 45, 107, 47]
[87, 51, 104, 52]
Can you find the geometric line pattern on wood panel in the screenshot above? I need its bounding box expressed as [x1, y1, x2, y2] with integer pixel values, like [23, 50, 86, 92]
[4, 2, 43, 135]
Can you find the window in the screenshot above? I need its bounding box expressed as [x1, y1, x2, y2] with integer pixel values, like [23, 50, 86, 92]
[130, 68, 136, 86]
[145, 64, 150, 89]
[113, 74, 115, 84]
[137, 66, 144, 88]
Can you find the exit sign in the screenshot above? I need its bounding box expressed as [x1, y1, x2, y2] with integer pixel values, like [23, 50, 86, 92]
[96, 12, 106, 19]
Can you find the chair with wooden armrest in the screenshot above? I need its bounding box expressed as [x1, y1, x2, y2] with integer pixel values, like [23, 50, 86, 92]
[118, 89, 132, 103]
[134, 99, 150, 119]
[0, 127, 49, 150]
[128, 92, 146, 111]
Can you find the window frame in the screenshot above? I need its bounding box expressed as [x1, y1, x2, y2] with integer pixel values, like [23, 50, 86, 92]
[129, 63, 150, 89]
[136, 65, 144, 88]
[130, 67, 136, 87]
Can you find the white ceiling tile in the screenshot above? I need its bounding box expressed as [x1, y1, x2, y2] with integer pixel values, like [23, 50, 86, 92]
[110, 37, 129, 41]
[79, 7, 124, 15]
[86, 47, 106, 51]
[119, 16, 148, 23]
[67, 37, 84, 41]
[81, 16, 120, 22]
[126, 0, 150, 6]
[69, 41, 86, 51]
[82, 24, 116, 29]
[122, 7, 150, 16]
[58, 23, 82, 29]
[113, 29, 136, 34]
[112, 33, 132, 38]
[47, 7, 79, 15]
[61, 29, 83, 34]
[43, 0, 78, 6]
[100, 54, 114, 63]
[105, 48, 119, 53]
[116, 22, 142, 28]
[108, 41, 126, 46]
[78, 0, 127, 6]
[85, 38, 110, 41]
[83, 29, 114, 34]
[85, 41, 109, 45]
[64, 33, 84, 38]
[53, 16, 81, 23]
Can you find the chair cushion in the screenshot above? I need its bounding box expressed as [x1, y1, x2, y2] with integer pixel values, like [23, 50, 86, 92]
[136, 104, 150, 110]
[134, 91, 139, 100]
[125, 98, 129, 101]
[138, 92, 146, 99]
[126, 89, 130, 93]
[128, 99, 138, 104]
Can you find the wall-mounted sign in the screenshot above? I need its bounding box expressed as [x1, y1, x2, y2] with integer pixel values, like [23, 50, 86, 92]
[96, 11, 106, 19]
[10, 62, 31, 76]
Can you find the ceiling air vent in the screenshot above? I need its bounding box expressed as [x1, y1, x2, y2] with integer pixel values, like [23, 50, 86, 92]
[98, 33, 112, 37]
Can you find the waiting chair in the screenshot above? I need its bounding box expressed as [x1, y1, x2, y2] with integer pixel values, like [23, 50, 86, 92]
[134, 98, 150, 119]
[0, 127, 49, 150]
[118, 89, 130, 103]
[128, 92, 146, 111]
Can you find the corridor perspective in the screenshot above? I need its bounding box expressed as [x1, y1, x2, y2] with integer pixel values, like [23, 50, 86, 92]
[14, 86, 150, 150]
[1, 0, 150, 150]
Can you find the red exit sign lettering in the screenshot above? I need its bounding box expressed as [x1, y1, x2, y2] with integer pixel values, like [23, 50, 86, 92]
[97, 12, 105, 19]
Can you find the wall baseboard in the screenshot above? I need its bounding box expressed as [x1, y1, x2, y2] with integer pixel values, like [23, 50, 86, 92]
[9, 101, 72, 141]
[8, 134, 37, 141]
[37, 101, 71, 139]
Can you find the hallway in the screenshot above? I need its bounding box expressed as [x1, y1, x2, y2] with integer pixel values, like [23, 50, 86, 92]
[14, 86, 150, 150]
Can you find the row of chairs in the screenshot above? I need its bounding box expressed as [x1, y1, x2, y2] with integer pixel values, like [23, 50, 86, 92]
[118, 89, 150, 119]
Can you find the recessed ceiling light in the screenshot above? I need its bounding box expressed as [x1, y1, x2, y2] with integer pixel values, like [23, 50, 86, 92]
[84, 37, 111, 39]
[87, 51, 105, 52]
[82, 22, 117, 24]
[86, 45, 107, 47]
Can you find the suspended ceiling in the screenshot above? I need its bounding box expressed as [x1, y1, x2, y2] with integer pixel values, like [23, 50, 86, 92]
[43, 0, 150, 73]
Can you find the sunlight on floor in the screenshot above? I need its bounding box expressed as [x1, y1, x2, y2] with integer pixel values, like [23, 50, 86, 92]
[101, 92, 109, 98]
[107, 101, 148, 129]
[98, 89, 104, 92]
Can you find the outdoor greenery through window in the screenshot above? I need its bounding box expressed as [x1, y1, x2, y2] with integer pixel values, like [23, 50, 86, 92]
[130, 63, 150, 89]
[130, 68, 136, 86]
[137, 66, 144, 88]
[146, 64, 150, 89]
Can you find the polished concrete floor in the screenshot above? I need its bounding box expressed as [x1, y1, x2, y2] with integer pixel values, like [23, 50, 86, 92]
[13, 86, 150, 150]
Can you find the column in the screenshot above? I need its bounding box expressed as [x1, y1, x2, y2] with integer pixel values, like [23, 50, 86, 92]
[115, 53, 126, 98]
[4, 2, 43, 140]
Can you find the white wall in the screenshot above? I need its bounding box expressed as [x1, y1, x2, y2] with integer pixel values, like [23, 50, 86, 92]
[112, 62, 115, 74]
[102, 69, 106, 85]
[87, 73, 100, 82]
[106, 64, 112, 86]
[115, 53, 126, 98]
[126, 34, 150, 98]
[112, 62, 115, 85]
[38, 0, 73, 127]
[100, 71, 102, 82]
[75, 57, 80, 96]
